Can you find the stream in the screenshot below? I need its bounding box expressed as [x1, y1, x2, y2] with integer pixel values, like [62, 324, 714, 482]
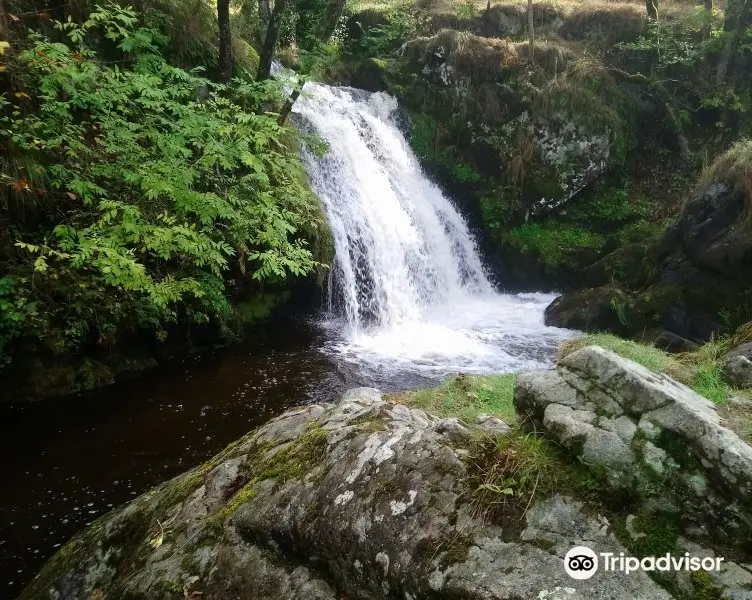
[0, 81, 574, 598]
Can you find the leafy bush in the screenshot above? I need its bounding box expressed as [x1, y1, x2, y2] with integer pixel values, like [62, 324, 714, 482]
[354, 3, 428, 56]
[0, 4, 325, 366]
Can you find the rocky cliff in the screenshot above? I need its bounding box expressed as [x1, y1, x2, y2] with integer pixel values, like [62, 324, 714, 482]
[546, 141, 752, 343]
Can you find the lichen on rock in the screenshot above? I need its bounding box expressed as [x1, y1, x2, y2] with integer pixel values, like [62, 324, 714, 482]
[515, 346, 752, 552]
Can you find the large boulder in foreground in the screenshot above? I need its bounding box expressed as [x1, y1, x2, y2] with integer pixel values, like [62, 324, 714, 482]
[21, 350, 752, 600]
[23, 388, 672, 600]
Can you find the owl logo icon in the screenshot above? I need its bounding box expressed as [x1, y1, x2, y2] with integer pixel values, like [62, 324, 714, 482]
[564, 546, 599, 580]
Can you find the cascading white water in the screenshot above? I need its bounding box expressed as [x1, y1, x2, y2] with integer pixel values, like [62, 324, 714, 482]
[292, 82, 574, 384]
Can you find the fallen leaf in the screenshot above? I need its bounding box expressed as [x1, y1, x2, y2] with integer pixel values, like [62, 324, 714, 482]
[12, 178, 30, 192]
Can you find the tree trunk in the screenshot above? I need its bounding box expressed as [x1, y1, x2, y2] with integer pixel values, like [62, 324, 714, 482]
[316, 0, 347, 42]
[0, 0, 8, 35]
[217, 0, 233, 83]
[703, 0, 712, 40]
[716, 0, 748, 85]
[278, 86, 302, 125]
[257, 0, 291, 80]
[258, 0, 271, 43]
[527, 0, 534, 64]
[646, 0, 658, 20]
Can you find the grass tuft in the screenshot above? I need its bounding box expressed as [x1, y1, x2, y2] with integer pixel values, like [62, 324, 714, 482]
[559, 331, 752, 409]
[558, 332, 688, 377]
[467, 431, 562, 524]
[387, 372, 517, 424]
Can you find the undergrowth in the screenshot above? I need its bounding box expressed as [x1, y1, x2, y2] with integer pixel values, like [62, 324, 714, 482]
[504, 223, 606, 269]
[0, 5, 328, 370]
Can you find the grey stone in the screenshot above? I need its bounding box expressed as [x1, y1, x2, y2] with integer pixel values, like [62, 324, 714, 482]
[728, 341, 752, 362]
[19, 386, 671, 600]
[514, 345, 752, 546]
[475, 413, 512, 436]
[21, 366, 752, 600]
[722, 354, 752, 388]
[435, 417, 472, 444]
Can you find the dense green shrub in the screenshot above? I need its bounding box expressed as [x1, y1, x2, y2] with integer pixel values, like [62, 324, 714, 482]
[503, 223, 605, 269]
[0, 5, 325, 367]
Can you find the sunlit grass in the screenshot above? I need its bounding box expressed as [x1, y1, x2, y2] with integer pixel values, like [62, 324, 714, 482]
[559, 332, 690, 378]
[348, 0, 692, 19]
[387, 373, 517, 423]
[560, 330, 752, 405]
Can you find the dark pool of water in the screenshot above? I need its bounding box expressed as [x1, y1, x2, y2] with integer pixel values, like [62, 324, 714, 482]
[0, 317, 362, 599]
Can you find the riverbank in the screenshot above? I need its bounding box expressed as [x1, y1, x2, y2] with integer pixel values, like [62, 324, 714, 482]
[19, 338, 752, 600]
[0, 317, 340, 599]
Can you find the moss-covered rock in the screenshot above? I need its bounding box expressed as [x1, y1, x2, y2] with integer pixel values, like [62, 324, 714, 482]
[547, 142, 752, 342]
[232, 38, 260, 76]
[351, 57, 392, 91]
[515, 345, 752, 558]
[23, 388, 681, 600]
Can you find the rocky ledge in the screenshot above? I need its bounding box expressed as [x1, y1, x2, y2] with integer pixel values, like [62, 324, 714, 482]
[21, 347, 752, 600]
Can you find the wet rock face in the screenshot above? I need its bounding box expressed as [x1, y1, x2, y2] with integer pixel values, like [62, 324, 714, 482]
[24, 387, 672, 600]
[543, 285, 629, 334]
[679, 183, 750, 274]
[515, 346, 752, 546]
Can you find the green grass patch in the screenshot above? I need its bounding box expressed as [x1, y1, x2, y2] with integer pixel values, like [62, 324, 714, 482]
[388, 373, 517, 424]
[559, 333, 688, 376]
[691, 366, 728, 405]
[468, 431, 562, 524]
[560, 331, 752, 406]
[503, 223, 606, 269]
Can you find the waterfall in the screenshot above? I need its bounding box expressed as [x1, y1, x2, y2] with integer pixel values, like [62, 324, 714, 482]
[292, 82, 573, 383]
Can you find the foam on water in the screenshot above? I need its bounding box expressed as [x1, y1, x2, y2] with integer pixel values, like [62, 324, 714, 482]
[292, 82, 574, 381]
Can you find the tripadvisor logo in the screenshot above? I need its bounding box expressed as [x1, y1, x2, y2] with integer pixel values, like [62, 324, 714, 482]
[564, 545, 725, 579]
[565, 546, 598, 580]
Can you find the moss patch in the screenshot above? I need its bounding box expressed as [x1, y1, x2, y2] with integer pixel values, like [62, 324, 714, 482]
[621, 511, 680, 558]
[503, 223, 606, 270]
[688, 570, 726, 600]
[414, 532, 475, 570]
[215, 424, 329, 522]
